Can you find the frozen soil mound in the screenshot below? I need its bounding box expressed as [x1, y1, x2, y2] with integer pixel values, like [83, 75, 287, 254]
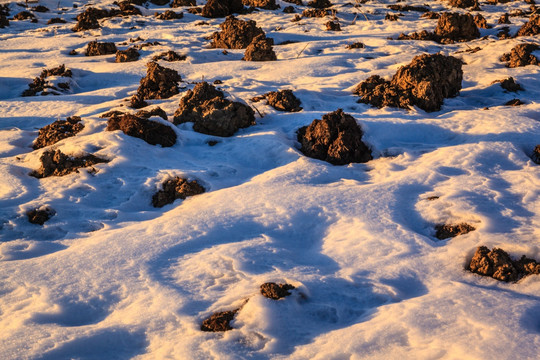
[106, 114, 177, 147]
[493, 77, 522, 92]
[201, 0, 244, 18]
[354, 53, 463, 112]
[474, 14, 489, 29]
[435, 223, 475, 239]
[152, 50, 186, 62]
[302, 8, 330, 17]
[251, 89, 302, 112]
[448, 0, 479, 9]
[243, 34, 277, 61]
[297, 109, 372, 165]
[131, 62, 182, 108]
[171, 0, 196, 7]
[26, 207, 55, 225]
[156, 10, 184, 20]
[173, 82, 255, 137]
[399, 13, 479, 43]
[85, 41, 117, 56]
[516, 14, 540, 37]
[101, 107, 168, 121]
[33, 116, 84, 150]
[308, 0, 332, 8]
[30, 150, 109, 178]
[242, 0, 279, 9]
[260, 282, 295, 299]
[47, 17, 67, 24]
[388, 4, 429, 12]
[200, 309, 239, 332]
[72, 7, 113, 32]
[14, 11, 36, 21]
[468, 246, 540, 282]
[210, 16, 265, 49]
[532, 145, 540, 164]
[152, 177, 205, 208]
[116, 47, 140, 62]
[326, 20, 341, 31]
[500, 44, 539, 68]
[22, 64, 73, 97]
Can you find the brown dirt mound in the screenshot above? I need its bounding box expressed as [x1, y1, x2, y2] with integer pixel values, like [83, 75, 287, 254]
[14, 11, 36, 21]
[354, 53, 463, 112]
[284, 0, 303, 4]
[260, 283, 295, 299]
[33, 116, 84, 150]
[421, 11, 439, 19]
[200, 309, 238, 332]
[152, 177, 205, 207]
[27, 207, 55, 225]
[116, 1, 142, 16]
[72, 7, 111, 31]
[30, 150, 109, 178]
[150, 0, 170, 5]
[398, 30, 439, 42]
[468, 246, 540, 282]
[173, 82, 256, 137]
[106, 114, 177, 147]
[308, 0, 332, 8]
[0, 14, 9, 28]
[116, 47, 140, 62]
[448, 0, 479, 9]
[346, 42, 365, 49]
[156, 10, 184, 19]
[152, 50, 187, 62]
[201, 0, 244, 18]
[131, 62, 182, 109]
[47, 17, 67, 24]
[435, 12, 480, 42]
[505, 98, 525, 106]
[242, 0, 279, 9]
[388, 5, 429, 12]
[493, 77, 522, 92]
[86, 41, 117, 56]
[385, 13, 400, 22]
[283, 6, 295, 13]
[435, 223, 475, 239]
[326, 20, 341, 30]
[302, 8, 330, 17]
[498, 13, 510, 24]
[100, 107, 168, 120]
[532, 145, 540, 164]
[474, 14, 489, 29]
[251, 89, 302, 112]
[171, 0, 197, 6]
[210, 15, 265, 49]
[243, 34, 276, 61]
[22, 64, 73, 97]
[500, 44, 539, 68]
[516, 14, 540, 37]
[297, 109, 372, 165]
[33, 6, 49, 13]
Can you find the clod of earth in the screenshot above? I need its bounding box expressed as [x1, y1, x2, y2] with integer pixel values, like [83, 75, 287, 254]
[260, 282, 295, 299]
[251, 89, 302, 112]
[493, 77, 522, 92]
[131, 62, 182, 109]
[152, 177, 205, 208]
[532, 145, 540, 164]
[468, 246, 540, 282]
[173, 82, 255, 137]
[308, 0, 332, 8]
[354, 53, 463, 112]
[516, 14, 540, 37]
[27, 207, 55, 225]
[434, 12, 480, 42]
[200, 309, 239, 332]
[14, 11, 36, 21]
[47, 18, 67, 24]
[32, 5, 50, 12]
[474, 14, 489, 29]
[346, 42, 365, 49]
[242, 0, 280, 10]
[435, 223, 475, 239]
[504, 99, 524, 106]
[498, 13, 510, 24]
[388, 4, 429, 12]
[152, 50, 187, 62]
[116, 47, 140, 62]
[210, 15, 265, 49]
[0, 14, 9, 28]
[30, 150, 109, 178]
[106, 114, 177, 147]
[242, 34, 277, 61]
[297, 109, 372, 165]
[85, 41, 118, 56]
[302, 8, 330, 17]
[500, 43, 540, 68]
[201, 0, 245, 18]
[33, 116, 84, 150]
[150, 0, 170, 5]
[283, 6, 295, 13]
[171, 0, 197, 7]
[421, 11, 439, 19]
[448, 0, 479, 9]
[385, 13, 400, 21]
[100, 107, 168, 120]
[116, 1, 142, 16]
[326, 20, 341, 30]
[284, 0, 303, 4]
[22, 64, 73, 97]
[156, 10, 184, 20]
[72, 7, 112, 32]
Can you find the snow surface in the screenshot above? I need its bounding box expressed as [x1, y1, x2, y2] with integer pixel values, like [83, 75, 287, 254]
[1, 0, 540, 359]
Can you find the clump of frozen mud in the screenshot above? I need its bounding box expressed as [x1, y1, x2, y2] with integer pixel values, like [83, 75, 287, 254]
[30, 150, 109, 178]
[468, 246, 540, 282]
[251, 89, 302, 112]
[260, 282, 295, 299]
[435, 223, 475, 239]
[106, 114, 177, 147]
[33, 116, 84, 150]
[131, 62, 182, 108]
[500, 43, 539, 67]
[152, 177, 205, 207]
[210, 15, 265, 49]
[22, 64, 73, 97]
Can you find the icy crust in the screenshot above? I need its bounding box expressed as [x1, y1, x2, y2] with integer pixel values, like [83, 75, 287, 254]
[1, 0, 540, 359]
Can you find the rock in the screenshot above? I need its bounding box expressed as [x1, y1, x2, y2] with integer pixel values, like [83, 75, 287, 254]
[30, 150, 109, 178]
[152, 177, 205, 207]
[242, 34, 276, 61]
[200, 309, 238, 332]
[210, 15, 265, 49]
[326, 20, 341, 30]
[242, 0, 279, 9]
[173, 82, 255, 137]
[421, 11, 439, 19]
[150, 0, 170, 4]
[156, 10, 184, 19]
[354, 53, 463, 112]
[171, 0, 197, 6]
[532, 145, 540, 164]
[493, 77, 522, 92]
[116, 47, 140, 62]
[500, 44, 539, 68]
[434, 12, 480, 42]
[297, 109, 372, 165]
[284, 0, 303, 4]
[468, 246, 540, 282]
[131, 62, 182, 108]
[308, 0, 332, 8]
[434, 223, 475, 239]
[22, 64, 73, 97]
[33, 116, 84, 149]
[136, 107, 169, 120]
[85, 41, 118, 56]
[106, 114, 177, 147]
[201, 0, 244, 18]
[260, 282, 295, 299]
[251, 89, 302, 112]
[152, 50, 187, 61]
[116, 1, 142, 16]
[516, 14, 540, 37]
[385, 13, 400, 21]
[27, 207, 55, 225]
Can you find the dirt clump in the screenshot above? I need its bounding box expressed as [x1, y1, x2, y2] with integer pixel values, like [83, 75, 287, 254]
[156, 10, 184, 19]
[150, 0, 170, 4]
[210, 15, 265, 49]
[385, 13, 400, 21]
[27, 207, 55, 225]
[201, 0, 245, 18]
[152, 50, 186, 62]
[260, 283, 295, 300]
[448, 0, 479, 8]
[72, 7, 110, 31]
[47, 17, 67, 24]
[308, 0, 332, 8]
[516, 14, 540, 37]
[116, 47, 140, 62]
[100, 107, 168, 120]
[326, 20, 341, 30]
[398, 30, 439, 42]
[22, 64, 73, 97]
[532, 145, 540, 164]
[346, 42, 365, 49]
[283, 6, 295, 13]
[297, 109, 372, 165]
[435, 223, 475, 239]
[435, 12, 480, 42]
[171, 0, 197, 6]
[107, 114, 177, 147]
[116, 1, 142, 16]
[86, 41, 118, 56]
[421, 11, 439, 19]
[201, 309, 239, 332]
[284, 0, 303, 4]
[388, 4, 429, 12]
[33, 116, 84, 150]
[474, 14, 489, 29]
[242, 0, 279, 9]
[152, 177, 205, 207]
[131, 62, 182, 109]
[500, 43, 539, 68]
[251, 89, 302, 112]
[493, 77, 522, 92]
[354, 53, 463, 112]
[302, 8, 330, 17]
[30, 150, 109, 178]
[498, 13, 510, 24]
[0, 15, 8, 28]
[243, 34, 276, 61]
[505, 98, 524, 106]
[173, 82, 255, 136]
[14, 11, 36, 21]
[468, 246, 540, 282]
[33, 6, 49, 13]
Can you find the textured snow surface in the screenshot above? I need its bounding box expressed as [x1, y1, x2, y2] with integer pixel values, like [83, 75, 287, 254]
[1, 0, 540, 359]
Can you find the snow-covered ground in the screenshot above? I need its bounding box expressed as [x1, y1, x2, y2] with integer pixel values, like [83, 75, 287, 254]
[1, 0, 540, 358]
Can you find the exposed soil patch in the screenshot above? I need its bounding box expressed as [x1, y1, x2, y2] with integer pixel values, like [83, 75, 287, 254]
[200, 309, 238, 332]
[201, 0, 244, 18]
[0, 14, 8, 28]
[107, 114, 177, 147]
[500, 43, 539, 68]
[516, 14, 540, 37]
[388, 4, 429, 12]
[448, 0, 479, 9]
[308, 0, 332, 8]
[116, 1, 142, 16]
[346, 42, 365, 49]
[243, 34, 276, 61]
[283, 6, 295, 13]
[152, 177, 205, 207]
[260, 282, 295, 299]
[171, 0, 197, 6]
[27, 207, 55, 225]
[242, 0, 280, 9]
[504, 98, 524, 106]
[284, 0, 303, 4]
[116, 47, 140, 62]
[156, 10, 184, 20]
[22, 64, 73, 97]
[173, 82, 255, 137]
[421, 11, 439, 19]
[33, 116, 84, 150]
[251, 89, 302, 112]
[72, 7, 112, 32]
[131, 62, 182, 109]
[302, 8, 330, 17]
[326, 20, 341, 30]
[152, 50, 187, 62]
[210, 15, 265, 49]
[47, 17, 67, 24]
[100, 107, 168, 120]
[14, 11, 36, 21]
[30, 150, 109, 178]
[474, 14, 489, 29]
[468, 246, 540, 282]
[493, 77, 522, 92]
[297, 109, 372, 165]
[532, 145, 540, 164]
[385, 13, 401, 21]
[498, 13, 510, 24]
[86, 41, 118, 56]
[354, 53, 463, 112]
[435, 223, 475, 239]
[435, 12, 480, 42]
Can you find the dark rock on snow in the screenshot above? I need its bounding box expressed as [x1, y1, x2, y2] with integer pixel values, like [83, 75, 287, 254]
[242, 0, 280, 10]
[201, 0, 244, 18]
[251, 89, 302, 112]
[152, 50, 187, 62]
[22, 64, 73, 97]
[156, 10, 184, 20]
[116, 47, 140, 62]
[493, 77, 522, 92]
[86, 41, 118, 56]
